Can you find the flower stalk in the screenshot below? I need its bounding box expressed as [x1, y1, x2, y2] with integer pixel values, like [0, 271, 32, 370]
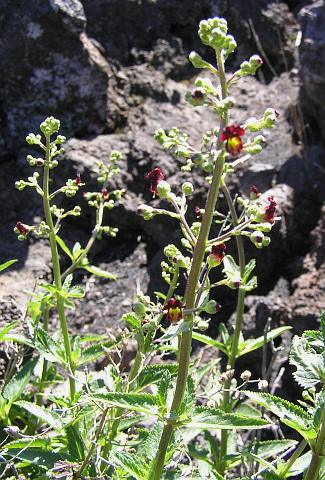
[43, 134, 76, 399]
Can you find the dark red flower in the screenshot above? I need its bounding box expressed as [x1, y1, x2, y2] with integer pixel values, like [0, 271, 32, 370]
[147, 167, 165, 197]
[101, 188, 109, 200]
[221, 124, 245, 156]
[264, 196, 277, 223]
[15, 222, 29, 236]
[76, 173, 82, 186]
[211, 243, 227, 264]
[194, 206, 201, 218]
[250, 185, 261, 199]
[192, 89, 204, 100]
[163, 298, 185, 324]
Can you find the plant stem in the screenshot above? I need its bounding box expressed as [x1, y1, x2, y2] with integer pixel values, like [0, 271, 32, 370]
[61, 196, 105, 281]
[219, 182, 246, 474]
[43, 135, 75, 400]
[305, 405, 325, 480]
[281, 440, 307, 477]
[36, 306, 50, 406]
[151, 48, 228, 480]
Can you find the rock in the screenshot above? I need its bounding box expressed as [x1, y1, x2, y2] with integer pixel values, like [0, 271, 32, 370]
[299, 0, 325, 141]
[0, 0, 115, 150]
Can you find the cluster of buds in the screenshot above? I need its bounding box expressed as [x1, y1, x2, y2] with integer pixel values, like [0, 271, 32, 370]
[50, 204, 81, 219]
[96, 151, 122, 184]
[154, 128, 193, 160]
[15, 172, 40, 192]
[62, 178, 82, 197]
[244, 108, 279, 132]
[238, 55, 263, 77]
[14, 220, 50, 241]
[198, 17, 237, 56]
[14, 222, 31, 241]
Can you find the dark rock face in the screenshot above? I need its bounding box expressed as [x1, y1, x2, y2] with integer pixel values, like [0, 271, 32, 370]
[299, 0, 325, 141]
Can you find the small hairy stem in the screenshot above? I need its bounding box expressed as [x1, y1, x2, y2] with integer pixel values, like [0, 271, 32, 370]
[43, 135, 75, 399]
[305, 405, 325, 480]
[61, 197, 105, 281]
[207, 217, 252, 245]
[219, 182, 246, 474]
[151, 48, 228, 480]
[169, 196, 196, 245]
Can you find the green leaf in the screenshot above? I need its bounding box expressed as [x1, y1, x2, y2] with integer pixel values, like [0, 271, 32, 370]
[3, 448, 70, 469]
[249, 439, 297, 460]
[90, 392, 158, 415]
[4, 437, 51, 449]
[83, 265, 116, 279]
[289, 335, 325, 388]
[15, 401, 63, 429]
[187, 406, 271, 430]
[2, 357, 38, 406]
[142, 422, 164, 461]
[159, 321, 190, 342]
[66, 425, 85, 462]
[223, 255, 240, 278]
[72, 242, 83, 260]
[35, 328, 65, 363]
[0, 322, 18, 341]
[123, 312, 141, 331]
[192, 331, 227, 354]
[239, 327, 291, 357]
[242, 259, 256, 283]
[136, 364, 178, 390]
[110, 450, 147, 480]
[75, 340, 118, 366]
[56, 236, 73, 259]
[244, 391, 316, 440]
[0, 259, 18, 272]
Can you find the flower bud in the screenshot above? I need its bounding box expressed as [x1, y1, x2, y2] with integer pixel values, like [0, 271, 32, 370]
[240, 370, 252, 382]
[250, 231, 264, 248]
[40, 116, 60, 136]
[203, 300, 221, 315]
[262, 236, 271, 247]
[132, 302, 147, 317]
[4, 425, 20, 439]
[244, 144, 263, 155]
[189, 51, 210, 69]
[182, 182, 194, 196]
[197, 320, 209, 331]
[258, 379, 268, 391]
[156, 180, 171, 199]
[137, 204, 156, 221]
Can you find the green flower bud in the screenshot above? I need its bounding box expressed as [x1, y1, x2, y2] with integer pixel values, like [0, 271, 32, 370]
[250, 231, 264, 248]
[26, 133, 42, 145]
[244, 144, 263, 155]
[262, 236, 271, 247]
[137, 204, 157, 221]
[189, 51, 210, 69]
[203, 300, 220, 315]
[197, 320, 209, 331]
[156, 180, 171, 199]
[198, 17, 228, 50]
[132, 302, 146, 317]
[164, 244, 179, 258]
[40, 116, 60, 136]
[182, 182, 194, 196]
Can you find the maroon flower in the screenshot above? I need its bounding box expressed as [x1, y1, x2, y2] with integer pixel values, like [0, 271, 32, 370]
[194, 206, 201, 219]
[250, 185, 261, 199]
[15, 222, 29, 236]
[76, 173, 82, 186]
[147, 167, 165, 197]
[163, 298, 185, 324]
[264, 196, 277, 223]
[221, 124, 245, 156]
[211, 243, 227, 263]
[101, 188, 109, 200]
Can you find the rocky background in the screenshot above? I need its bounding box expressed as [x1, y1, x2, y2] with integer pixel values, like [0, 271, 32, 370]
[0, 0, 325, 397]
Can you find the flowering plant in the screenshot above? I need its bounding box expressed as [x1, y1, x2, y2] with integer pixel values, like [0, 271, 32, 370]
[0, 15, 324, 480]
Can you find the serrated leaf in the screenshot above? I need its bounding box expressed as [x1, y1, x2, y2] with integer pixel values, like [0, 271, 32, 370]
[35, 328, 64, 363]
[83, 265, 116, 279]
[159, 321, 190, 342]
[122, 312, 141, 331]
[142, 422, 164, 461]
[239, 327, 291, 357]
[245, 391, 316, 440]
[110, 450, 147, 480]
[3, 437, 51, 449]
[289, 335, 325, 388]
[0, 259, 18, 272]
[15, 401, 63, 429]
[2, 357, 38, 405]
[249, 439, 297, 460]
[136, 364, 178, 390]
[187, 406, 271, 430]
[192, 331, 227, 354]
[56, 236, 73, 259]
[75, 340, 117, 366]
[66, 425, 85, 461]
[90, 392, 158, 415]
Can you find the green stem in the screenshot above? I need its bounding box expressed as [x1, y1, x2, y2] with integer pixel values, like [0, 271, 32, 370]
[61, 197, 105, 281]
[219, 182, 246, 474]
[281, 440, 307, 477]
[305, 406, 325, 480]
[43, 135, 75, 400]
[151, 48, 228, 480]
[36, 306, 50, 406]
